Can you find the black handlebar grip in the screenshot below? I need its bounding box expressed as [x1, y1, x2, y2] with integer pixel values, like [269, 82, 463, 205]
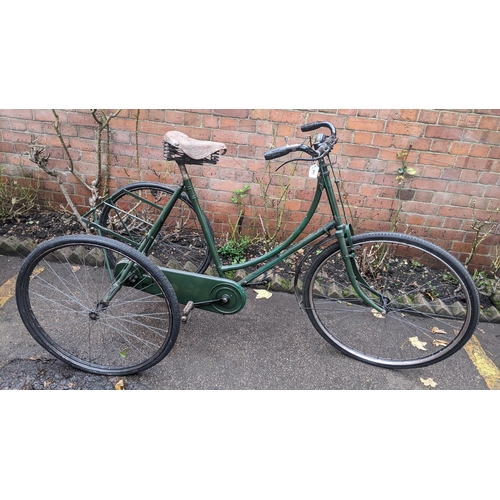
[301, 121, 337, 137]
[264, 146, 291, 160]
[301, 122, 323, 133]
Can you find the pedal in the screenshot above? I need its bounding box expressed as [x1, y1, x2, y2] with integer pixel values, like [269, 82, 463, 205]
[181, 301, 195, 323]
[246, 276, 271, 288]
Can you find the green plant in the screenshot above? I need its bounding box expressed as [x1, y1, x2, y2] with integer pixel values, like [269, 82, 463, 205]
[219, 235, 251, 264]
[395, 147, 416, 183]
[0, 167, 39, 221]
[218, 184, 253, 264]
[493, 244, 500, 277]
[471, 269, 500, 297]
[391, 146, 417, 231]
[230, 184, 250, 239]
[464, 207, 499, 269]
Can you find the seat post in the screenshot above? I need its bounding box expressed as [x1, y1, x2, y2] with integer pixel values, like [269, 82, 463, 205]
[176, 161, 192, 183]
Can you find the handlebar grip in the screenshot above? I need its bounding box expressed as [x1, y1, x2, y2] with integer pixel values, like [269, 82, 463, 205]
[264, 146, 292, 161]
[301, 122, 323, 132]
[301, 121, 337, 136]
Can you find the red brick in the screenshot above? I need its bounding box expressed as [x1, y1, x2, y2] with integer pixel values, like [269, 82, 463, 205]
[412, 138, 432, 151]
[357, 110, 378, 118]
[476, 109, 500, 116]
[430, 140, 451, 153]
[0, 109, 33, 119]
[479, 172, 499, 185]
[469, 144, 490, 157]
[438, 111, 460, 126]
[378, 110, 399, 120]
[412, 177, 448, 192]
[269, 110, 306, 124]
[399, 109, 419, 121]
[2, 130, 32, 143]
[425, 125, 462, 140]
[418, 110, 439, 124]
[183, 113, 202, 127]
[458, 113, 480, 127]
[337, 109, 357, 116]
[489, 147, 500, 159]
[456, 156, 491, 170]
[386, 121, 425, 136]
[407, 214, 425, 225]
[346, 117, 385, 132]
[214, 109, 249, 119]
[479, 116, 500, 129]
[446, 182, 486, 196]
[353, 132, 373, 145]
[463, 129, 500, 144]
[341, 144, 379, 159]
[373, 134, 393, 147]
[449, 142, 470, 155]
[419, 152, 456, 167]
[249, 110, 270, 120]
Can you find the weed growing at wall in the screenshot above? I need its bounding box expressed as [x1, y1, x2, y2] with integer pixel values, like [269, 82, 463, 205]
[391, 146, 417, 231]
[0, 167, 39, 221]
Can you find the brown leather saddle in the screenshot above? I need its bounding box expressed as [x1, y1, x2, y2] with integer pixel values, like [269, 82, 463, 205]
[163, 130, 226, 164]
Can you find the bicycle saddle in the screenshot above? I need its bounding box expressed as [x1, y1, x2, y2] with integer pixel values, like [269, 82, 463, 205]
[164, 130, 227, 161]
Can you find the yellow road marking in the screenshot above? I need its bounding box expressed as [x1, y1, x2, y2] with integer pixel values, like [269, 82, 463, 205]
[463, 334, 500, 390]
[0, 275, 17, 308]
[0, 267, 44, 308]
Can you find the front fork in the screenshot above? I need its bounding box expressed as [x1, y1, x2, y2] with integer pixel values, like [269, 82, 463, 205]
[335, 225, 385, 313]
[320, 161, 385, 313]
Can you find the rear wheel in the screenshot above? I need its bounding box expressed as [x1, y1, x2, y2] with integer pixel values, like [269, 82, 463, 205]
[98, 182, 213, 273]
[303, 232, 480, 368]
[16, 235, 181, 376]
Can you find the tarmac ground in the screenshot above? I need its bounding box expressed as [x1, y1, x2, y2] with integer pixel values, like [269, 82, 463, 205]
[2, 252, 500, 390]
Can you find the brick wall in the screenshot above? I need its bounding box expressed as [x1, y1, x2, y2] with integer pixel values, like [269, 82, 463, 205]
[1, 109, 499, 271]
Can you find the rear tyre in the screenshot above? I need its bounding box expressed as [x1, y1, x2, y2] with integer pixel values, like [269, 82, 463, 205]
[303, 232, 480, 368]
[16, 234, 181, 376]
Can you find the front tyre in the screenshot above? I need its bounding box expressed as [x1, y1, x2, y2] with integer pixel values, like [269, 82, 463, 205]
[302, 232, 480, 368]
[16, 235, 181, 376]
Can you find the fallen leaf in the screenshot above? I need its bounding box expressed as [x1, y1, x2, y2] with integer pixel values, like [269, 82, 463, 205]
[115, 379, 125, 390]
[71, 265, 81, 272]
[254, 289, 272, 300]
[420, 377, 437, 388]
[409, 336, 427, 351]
[432, 326, 446, 334]
[371, 308, 386, 318]
[433, 339, 449, 347]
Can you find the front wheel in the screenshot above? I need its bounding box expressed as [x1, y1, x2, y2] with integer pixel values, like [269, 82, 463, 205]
[16, 235, 181, 376]
[302, 232, 480, 368]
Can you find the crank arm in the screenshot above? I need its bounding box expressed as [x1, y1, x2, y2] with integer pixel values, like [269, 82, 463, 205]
[181, 294, 231, 322]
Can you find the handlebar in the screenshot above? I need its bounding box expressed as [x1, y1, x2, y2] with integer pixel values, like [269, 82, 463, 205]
[264, 121, 337, 161]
